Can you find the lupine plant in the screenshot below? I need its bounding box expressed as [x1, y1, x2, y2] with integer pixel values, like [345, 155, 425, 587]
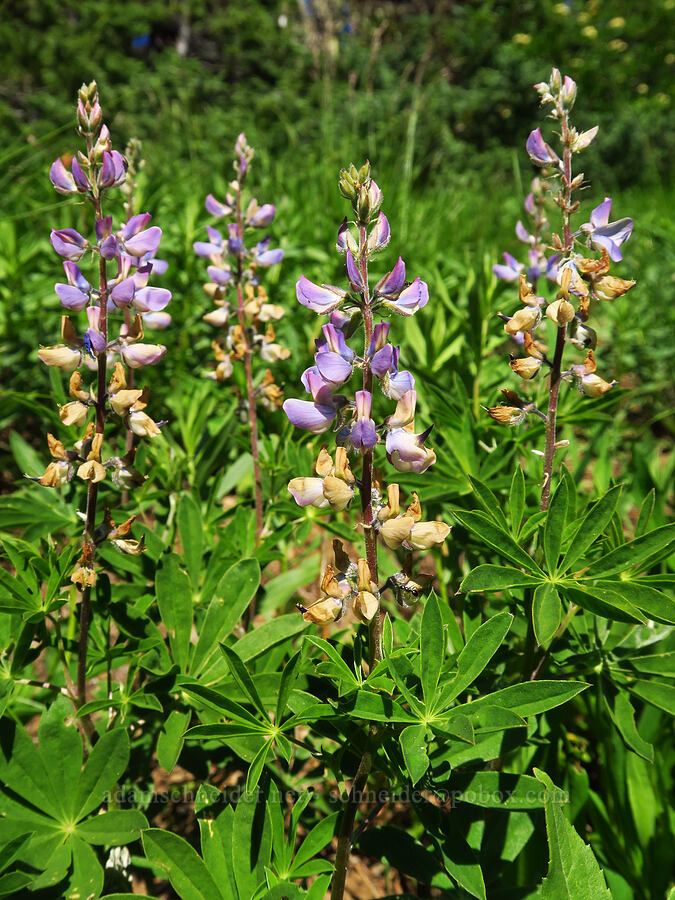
[195, 133, 286, 541]
[36, 82, 171, 719]
[488, 67, 635, 511]
[283, 162, 451, 896]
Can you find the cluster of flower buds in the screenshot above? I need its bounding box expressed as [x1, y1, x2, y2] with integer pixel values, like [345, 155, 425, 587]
[32, 82, 170, 584]
[488, 69, 635, 425]
[287, 162, 449, 629]
[195, 133, 286, 400]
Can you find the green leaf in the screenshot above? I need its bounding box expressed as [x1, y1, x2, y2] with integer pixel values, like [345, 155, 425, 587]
[595, 579, 675, 625]
[192, 558, 261, 674]
[157, 709, 191, 773]
[460, 565, 543, 593]
[558, 485, 622, 574]
[246, 739, 273, 794]
[156, 554, 193, 670]
[74, 728, 130, 820]
[565, 585, 646, 625]
[440, 612, 512, 706]
[231, 786, 272, 900]
[509, 466, 525, 537]
[626, 752, 656, 846]
[635, 489, 655, 537]
[629, 651, 675, 677]
[38, 694, 83, 820]
[347, 690, 416, 723]
[400, 724, 430, 785]
[77, 809, 147, 845]
[451, 680, 589, 719]
[234, 614, 307, 663]
[143, 828, 222, 900]
[451, 510, 543, 575]
[68, 835, 103, 900]
[605, 692, 653, 762]
[179, 682, 265, 728]
[420, 594, 443, 707]
[544, 480, 568, 574]
[532, 583, 561, 646]
[469, 476, 509, 531]
[582, 523, 675, 578]
[290, 812, 339, 875]
[276, 650, 302, 723]
[177, 493, 204, 591]
[534, 769, 612, 899]
[448, 772, 546, 809]
[220, 644, 269, 719]
[305, 635, 359, 689]
[630, 680, 675, 716]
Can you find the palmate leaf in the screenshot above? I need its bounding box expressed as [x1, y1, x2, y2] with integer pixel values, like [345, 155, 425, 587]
[534, 769, 612, 899]
[0, 696, 146, 893]
[438, 612, 513, 707]
[143, 829, 223, 900]
[452, 509, 544, 575]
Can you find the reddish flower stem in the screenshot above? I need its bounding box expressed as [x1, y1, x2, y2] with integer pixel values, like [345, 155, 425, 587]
[77, 160, 108, 734]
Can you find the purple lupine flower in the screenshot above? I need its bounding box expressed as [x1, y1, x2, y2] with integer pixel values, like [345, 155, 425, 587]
[205, 194, 233, 218]
[381, 278, 429, 317]
[314, 351, 353, 387]
[493, 252, 524, 282]
[97, 150, 127, 188]
[526, 128, 559, 167]
[71, 157, 90, 192]
[49, 158, 78, 194]
[366, 212, 390, 253]
[142, 312, 171, 330]
[120, 213, 162, 258]
[516, 221, 533, 244]
[132, 286, 171, 313]
[336, 218, 358, 255]
[316, 322, 355, 361]
[121, 343, 167, 368]
[194, 226, 225, 258]
[85, 306, 106, 353]
[382, 350, 415, 400]
[296, 275, 346, 314]
[207, 265, 233, 285]
[579, 198, 633, 262]
[50, 228, 88, 261]
[349, 390, 378, 451]
[346, 252, 364, 292]
[55, 283, 90, 311]
[376, 257, 406, 296]
[110, 277, 136, 307]
[284, 369, 345, 433]
[248, 204, 275, 227]
[227, 223, 243, 256]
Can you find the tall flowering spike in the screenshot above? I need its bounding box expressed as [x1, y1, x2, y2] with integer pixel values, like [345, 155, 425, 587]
[195, 135, 287, 541]
[490, 68, 634, 512]
[36, 85, 170, 714]
[285, 160, 448, 656]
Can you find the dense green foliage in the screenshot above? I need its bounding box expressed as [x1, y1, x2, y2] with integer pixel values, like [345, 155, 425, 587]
[0, 3, 673, 899]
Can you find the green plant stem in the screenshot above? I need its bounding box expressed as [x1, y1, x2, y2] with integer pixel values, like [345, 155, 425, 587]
[330, 747, 373, 900]
[234, 189, 264, 547]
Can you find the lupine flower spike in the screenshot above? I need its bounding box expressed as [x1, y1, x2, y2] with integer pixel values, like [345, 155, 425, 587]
[284, 161, 449, 658]
[34, 82, 171, 712]
[489, 68, 635, 511]
[195, 133, 286, 541]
